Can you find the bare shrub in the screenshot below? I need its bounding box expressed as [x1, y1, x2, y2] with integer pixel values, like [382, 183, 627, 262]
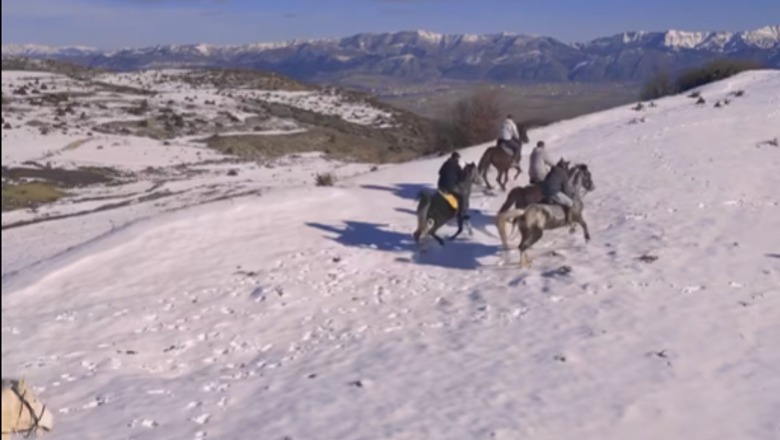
[448, 87, 501, 148]
[676, 58, 763, 93]
[315, 173, 335, 187]
[640, 59, 762, 100]
[640, 70, 677, 100]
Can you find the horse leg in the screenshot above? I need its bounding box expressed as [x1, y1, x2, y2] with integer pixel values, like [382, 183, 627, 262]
[519, 226, 544, 268]
[575, 212, 591, 243]
[432, 231, 446, 246]
[450, 214, 464, 240]
[480, 165, 492, 191]
[513, 165, 522, 180]
[498, 169, 507, 191]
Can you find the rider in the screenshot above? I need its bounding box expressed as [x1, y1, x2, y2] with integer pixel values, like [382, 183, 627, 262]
[541, 158, 575, 226]
[437, 151, 465, 219]
[528, 140, 557, 184]
[498, 114, 523, 166]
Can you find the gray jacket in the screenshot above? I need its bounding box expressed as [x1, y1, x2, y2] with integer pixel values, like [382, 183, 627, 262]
[529, 146, 557, 183]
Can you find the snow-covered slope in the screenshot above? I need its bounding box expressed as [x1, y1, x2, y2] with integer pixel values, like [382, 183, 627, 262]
[2, 71, 779, 440]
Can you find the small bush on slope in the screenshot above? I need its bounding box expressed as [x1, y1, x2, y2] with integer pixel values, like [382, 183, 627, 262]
[315, 173, 335, 187]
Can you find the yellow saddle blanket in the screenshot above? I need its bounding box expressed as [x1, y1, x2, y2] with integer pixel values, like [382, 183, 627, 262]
[438, 191, 458, 210]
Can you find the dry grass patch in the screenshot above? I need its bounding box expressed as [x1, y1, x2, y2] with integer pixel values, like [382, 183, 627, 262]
[2, 182, 66, 211]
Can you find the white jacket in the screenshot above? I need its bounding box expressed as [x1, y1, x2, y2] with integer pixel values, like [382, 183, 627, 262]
[529, 145, 557, 183]
[500, 118, 520, 141]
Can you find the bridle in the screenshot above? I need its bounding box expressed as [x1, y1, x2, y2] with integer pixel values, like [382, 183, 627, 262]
[568, 165, 593, 201]
[2, 383, 48, 438]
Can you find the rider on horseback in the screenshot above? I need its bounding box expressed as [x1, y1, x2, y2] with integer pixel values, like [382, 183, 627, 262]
[437, 151, 466, 219]
[498, 115, 522, 166]
[541, 158, 575, 226]
[529, 140, 557, 184]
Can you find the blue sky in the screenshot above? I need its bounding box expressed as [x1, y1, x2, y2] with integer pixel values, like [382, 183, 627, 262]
[2, 0, 778, 48]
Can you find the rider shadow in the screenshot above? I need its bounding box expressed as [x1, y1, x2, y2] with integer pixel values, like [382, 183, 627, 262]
[360, 183, 431, 202]
[306, 220, 497, 270]
[307, 221, 411, 252]
[393, 207, 498, 240]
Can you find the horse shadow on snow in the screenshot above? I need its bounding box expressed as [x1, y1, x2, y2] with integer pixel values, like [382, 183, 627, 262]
[360, 183, 431, 202]
[306, 220, 499, 270]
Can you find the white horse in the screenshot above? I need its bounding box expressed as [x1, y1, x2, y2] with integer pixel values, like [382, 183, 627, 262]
[2, 378, 54, 440]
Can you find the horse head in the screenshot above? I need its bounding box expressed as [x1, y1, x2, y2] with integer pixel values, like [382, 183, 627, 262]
[517, 124, 530, 144]
[569, 163, 596, 199]
[2, 378, 54, 437]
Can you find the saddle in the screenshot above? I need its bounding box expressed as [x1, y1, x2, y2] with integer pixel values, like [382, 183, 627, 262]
[438, 190, 459, 210]
[496, 139, 514, 157]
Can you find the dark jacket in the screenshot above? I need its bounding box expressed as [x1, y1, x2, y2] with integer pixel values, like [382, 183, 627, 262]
[541, 165, 574, 198]
[437, 157, 462, 193]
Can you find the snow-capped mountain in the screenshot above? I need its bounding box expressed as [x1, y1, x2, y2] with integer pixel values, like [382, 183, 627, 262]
[3, 26, 778, 84]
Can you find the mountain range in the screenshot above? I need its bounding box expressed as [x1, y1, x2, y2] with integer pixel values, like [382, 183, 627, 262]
[3, 25, 779, 86]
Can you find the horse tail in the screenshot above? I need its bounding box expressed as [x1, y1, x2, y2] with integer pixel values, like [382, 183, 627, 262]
[497, 189, 516, 214]
[414, 190, 432, 241]
[496, 207, 525, 250]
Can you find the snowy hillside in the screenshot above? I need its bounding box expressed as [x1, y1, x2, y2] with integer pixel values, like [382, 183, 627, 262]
[2, 71, 779, 440]
[1, 66, 441, 275]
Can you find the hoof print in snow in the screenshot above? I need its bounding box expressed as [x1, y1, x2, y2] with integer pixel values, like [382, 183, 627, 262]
[332, 256, 342, 263]
[543, 266, 572, 277]
[638, 254, 659, 263]
[649, 350, 669, 359]
[308, 373, 317, 379]
[553, 355, 567, 363]
[348, 380, 364, 388]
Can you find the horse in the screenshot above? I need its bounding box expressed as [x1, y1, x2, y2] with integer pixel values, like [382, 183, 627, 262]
[495, 160, 592, 249]
[496, 158, 571, 217]
[2, 378, 54, 440]
[476, 126, 530, 191]
[495, 163, 596, 267]
[413, 162, 480, 247]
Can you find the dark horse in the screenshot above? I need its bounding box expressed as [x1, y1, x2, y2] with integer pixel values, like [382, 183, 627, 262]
[476, 126, 530, 191]
[413, 162, 479, 247]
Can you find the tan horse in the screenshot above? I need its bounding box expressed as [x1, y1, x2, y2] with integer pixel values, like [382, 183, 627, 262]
[496, 164, 596, 267]
[476, 128, 530, 191]
[2, 378, 53, 440]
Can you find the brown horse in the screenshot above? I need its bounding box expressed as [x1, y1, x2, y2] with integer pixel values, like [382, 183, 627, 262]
[476, 127, 530, 191]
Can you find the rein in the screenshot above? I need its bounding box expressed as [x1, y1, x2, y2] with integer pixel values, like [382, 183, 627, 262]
[568, 165, 590, 201]
[2, 384, 47, 438]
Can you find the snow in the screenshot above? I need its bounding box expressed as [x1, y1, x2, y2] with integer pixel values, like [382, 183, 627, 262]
[246, 90, 397, 128]
[740, 25, 780, 49]
[415, 30, 444, 44]
[3, 71, 780, 440]
[664, 30, 708, 49]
